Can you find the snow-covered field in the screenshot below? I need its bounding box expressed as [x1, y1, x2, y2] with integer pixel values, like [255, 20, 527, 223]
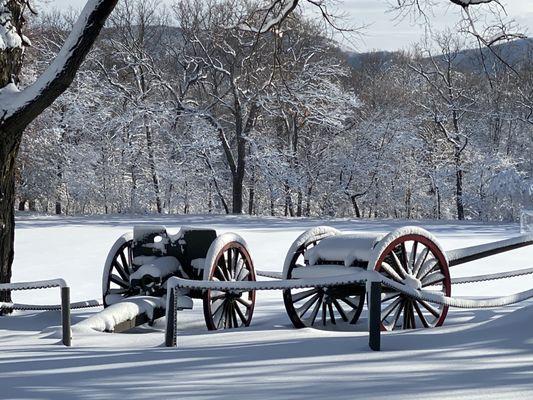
[1, 214, 533, 399]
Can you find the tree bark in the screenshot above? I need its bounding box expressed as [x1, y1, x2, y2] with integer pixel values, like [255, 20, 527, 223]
[0, 136, 19, 305]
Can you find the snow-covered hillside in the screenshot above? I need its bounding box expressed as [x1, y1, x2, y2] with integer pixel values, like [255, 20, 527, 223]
[1, 214, 533, 399]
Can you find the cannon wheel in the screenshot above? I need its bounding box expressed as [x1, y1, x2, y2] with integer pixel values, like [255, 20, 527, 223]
[374, 233, 451, 331]
[203, 241, 256, 330]
[283, 233, 365, 329]
[102, 233, 135, 307]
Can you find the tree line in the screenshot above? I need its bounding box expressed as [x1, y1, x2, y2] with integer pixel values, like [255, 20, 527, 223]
[16, 0, 533, 221]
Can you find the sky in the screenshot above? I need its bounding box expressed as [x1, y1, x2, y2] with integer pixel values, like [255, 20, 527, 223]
[40, 0, 533, 52]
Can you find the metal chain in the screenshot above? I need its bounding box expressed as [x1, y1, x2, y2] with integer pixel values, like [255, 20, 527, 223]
[1, 300, 101, 311]
[451, 267, 533, 285]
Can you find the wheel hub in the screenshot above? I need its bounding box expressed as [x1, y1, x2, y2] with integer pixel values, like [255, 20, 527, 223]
[402, 274, 422, 290]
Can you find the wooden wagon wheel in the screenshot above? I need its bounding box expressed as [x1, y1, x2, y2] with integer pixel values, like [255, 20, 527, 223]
[283, 238, 365, 329]
[374, 234, 451, 331]
[203, 241, 256, 330]
[102, 233, 135, 307]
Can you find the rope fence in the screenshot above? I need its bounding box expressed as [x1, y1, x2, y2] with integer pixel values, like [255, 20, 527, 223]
[0, 279, 72, 346]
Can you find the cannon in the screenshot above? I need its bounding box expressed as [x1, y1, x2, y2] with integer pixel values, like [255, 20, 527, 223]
[102, 226, 256, 331]
[100, 224, 532, 335]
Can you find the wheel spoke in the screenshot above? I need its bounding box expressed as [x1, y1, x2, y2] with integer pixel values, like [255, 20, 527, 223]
[113, 260, 129, 281]
[230, 249, 238, 279]
[212, 298, 226, 316]
[231, 302, 239, 327]
[382, 301, 404, 330]
[391, 251, 407, 278]
[400, 243, 409, 273]
[409, 301, 416, 329]
[321, 301, 327, 326]
[297, 294, 320, 318]
[332, 299, 349, 322]
[214, 301, 227, 328]
[328, 302, 336, 325]
[225, 304, 232, 328]
[417, 258, 438, 280]
[338, 296, 362, 310]
[291, 288, 318, 303]
[413, 301, 429, 328]
[216, 265, 230, 281]
[388, 300, 405, 330]
[236, 266, 250, 281]
[409, 241, 418, 272]
[119, 251, 130, 277]
[421, 271, 445, 287]
[234, 257, 245, 280]
[210, 294, 226, 301]
[413, 247, 429, 277]
[224, 250, 231, 278]
[380, 261, 403, 282]
[235, 301, 248, 324]
[381, 297, 402, 321]
[236, 296, 253, 309]
[382, 291, 400, 302]
[110, 274, 129, 288]
[419, 299, 441, 319]
[403, 300, 410, 329]
[308, 294, 323, 325]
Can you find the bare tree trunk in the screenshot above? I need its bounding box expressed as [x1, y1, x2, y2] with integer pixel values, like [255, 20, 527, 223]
[350, 195, 361, 218]
[305, 185, 313, 217]
[296, 190, 302, 217]
[284, 181, 295, 217]
[144, 123, 162, 213]
[0, 140, 18, 306]
[207, 182, 213, 213]
[248, 169, 255, 216]
[455, 151, 465, 220]
[17, 199, 26, 211]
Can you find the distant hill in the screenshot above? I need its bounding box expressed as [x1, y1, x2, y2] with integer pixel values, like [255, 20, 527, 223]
[345, 38, 533, 72]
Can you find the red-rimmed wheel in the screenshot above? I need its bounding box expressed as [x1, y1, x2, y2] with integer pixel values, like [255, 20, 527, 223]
[102, 233, 135, 307]
[283, 239, 366, 329]
[203, 241, 256, 330]
[374, 234, 451, 331]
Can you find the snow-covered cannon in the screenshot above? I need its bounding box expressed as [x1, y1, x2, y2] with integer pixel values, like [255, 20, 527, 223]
[102, 226, 256, 331]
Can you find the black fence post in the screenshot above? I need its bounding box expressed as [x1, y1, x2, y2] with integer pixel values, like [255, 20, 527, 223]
[368, 281, 381, 351]
[165, 286, 177, 347]
[61, 287, 71, 347]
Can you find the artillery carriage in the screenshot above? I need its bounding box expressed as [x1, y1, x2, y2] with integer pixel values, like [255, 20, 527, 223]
[103, 226, 256, 331]
[102, 224, 485, 333]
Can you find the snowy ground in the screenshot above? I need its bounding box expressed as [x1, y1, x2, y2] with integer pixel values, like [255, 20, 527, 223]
[1, 214, 533, 399]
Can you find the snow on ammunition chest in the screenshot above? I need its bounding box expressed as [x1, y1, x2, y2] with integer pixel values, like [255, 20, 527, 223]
[304, 233, 384, 266]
